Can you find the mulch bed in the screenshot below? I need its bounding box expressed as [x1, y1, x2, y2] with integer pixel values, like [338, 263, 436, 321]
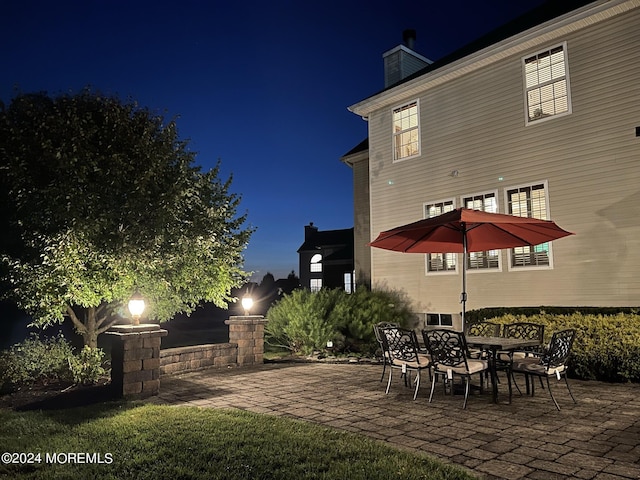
[0, 378, 114, 411]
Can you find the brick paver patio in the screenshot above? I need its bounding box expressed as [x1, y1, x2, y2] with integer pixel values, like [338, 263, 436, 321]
[148, 362, 640, 479]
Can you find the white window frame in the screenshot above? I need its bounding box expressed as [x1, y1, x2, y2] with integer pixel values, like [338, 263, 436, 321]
[461, 190, 502, 273]
[310, 278, 322, 292]
[310, 253, 322, 272]
[523, 42, 572, 126]
[504, 180, 554, 271]
[392, 99, 420, 162]
[424, 198, 457, 275]
[425, 313, 453, 327]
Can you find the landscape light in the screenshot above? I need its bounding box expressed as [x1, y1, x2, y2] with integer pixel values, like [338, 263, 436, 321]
[128, 291, 146, 326]
[241, 295, 254, 316]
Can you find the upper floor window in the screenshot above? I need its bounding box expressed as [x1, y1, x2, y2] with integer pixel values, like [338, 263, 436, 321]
[523, 43, 571, 124]
[310, 253, 322, 272]
[424, 200, 456, 273]
[506, 182, 551, 268]
[462, 192, 499, 270]
[393, 100, 420, 161]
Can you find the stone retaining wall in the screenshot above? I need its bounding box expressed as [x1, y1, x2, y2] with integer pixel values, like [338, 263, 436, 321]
[159, 343, 237, 376]
[109, 315, 267, 398]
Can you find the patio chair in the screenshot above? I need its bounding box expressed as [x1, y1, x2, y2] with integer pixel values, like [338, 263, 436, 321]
[465, 321, 501, 359]
[501, 322, 545, 359]
[381, 327, 431, 400]
[422, 329, 489, 409]
[511, 329, 577, 410]
[373, 322, 398, 382]
[465, 321, 501, 337]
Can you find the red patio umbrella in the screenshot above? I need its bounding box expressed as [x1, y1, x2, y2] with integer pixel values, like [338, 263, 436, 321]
[368, 208, 574, 329]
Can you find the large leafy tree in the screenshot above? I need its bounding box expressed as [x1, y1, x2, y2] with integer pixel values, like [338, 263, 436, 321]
[0, 90, 254, 347]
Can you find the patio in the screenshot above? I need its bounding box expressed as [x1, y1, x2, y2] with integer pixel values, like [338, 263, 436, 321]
[148, 362, 640, 479]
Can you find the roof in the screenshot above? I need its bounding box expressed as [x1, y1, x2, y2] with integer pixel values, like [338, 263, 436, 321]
[383, 0, 597, 91]
[340, 137, 368, 162]
[297, 227, 354, 253]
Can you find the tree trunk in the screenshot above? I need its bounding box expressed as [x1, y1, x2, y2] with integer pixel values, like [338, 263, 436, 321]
[67, 304, 120, 348]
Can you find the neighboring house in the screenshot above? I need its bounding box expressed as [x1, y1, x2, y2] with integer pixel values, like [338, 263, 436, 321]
[298, 223, 355, 292]
[342, 0, 640, 329]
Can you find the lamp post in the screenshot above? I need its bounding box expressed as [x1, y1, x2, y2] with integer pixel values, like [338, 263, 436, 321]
[128, 291, 146, 326]
[241, 295, 254, 316]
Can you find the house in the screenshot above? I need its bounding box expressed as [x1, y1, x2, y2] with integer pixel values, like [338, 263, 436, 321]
[342, 0, 640, 330]
[297, 223, 355, 292]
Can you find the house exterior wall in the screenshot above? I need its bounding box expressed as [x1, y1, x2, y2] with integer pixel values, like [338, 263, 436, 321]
[350, 1, 640, 319]
[345, 151, 372, 286]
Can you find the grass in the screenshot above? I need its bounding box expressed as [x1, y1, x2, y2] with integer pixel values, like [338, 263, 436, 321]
[0, 402, 477, 480]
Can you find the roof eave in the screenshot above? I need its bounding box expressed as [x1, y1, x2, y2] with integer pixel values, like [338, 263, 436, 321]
[348, 0, 637, 118]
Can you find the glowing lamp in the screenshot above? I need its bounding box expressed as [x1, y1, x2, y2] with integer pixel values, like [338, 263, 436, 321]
[128, 291, 146, 326]
[241, 295, 254, 316]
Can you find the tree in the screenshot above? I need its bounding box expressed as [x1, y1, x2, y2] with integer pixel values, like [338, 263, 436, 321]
[0, 90, 254, 347]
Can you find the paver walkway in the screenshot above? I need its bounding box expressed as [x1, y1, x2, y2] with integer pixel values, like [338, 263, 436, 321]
[148, 362, 640, 479]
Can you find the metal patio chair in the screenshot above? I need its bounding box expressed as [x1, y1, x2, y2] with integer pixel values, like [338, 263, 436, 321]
[511, 329, 577, 410]
[423, 329, 489, 409]
[381, 327, 431, 400]
[373, 322, 398, 382]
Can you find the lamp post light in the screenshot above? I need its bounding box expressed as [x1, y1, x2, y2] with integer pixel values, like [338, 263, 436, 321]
[241, 295, 254, 316]
[128, 291, 146, 326]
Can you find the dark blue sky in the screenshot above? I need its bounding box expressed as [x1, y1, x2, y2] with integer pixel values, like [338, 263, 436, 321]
[2, 0, 546, 280]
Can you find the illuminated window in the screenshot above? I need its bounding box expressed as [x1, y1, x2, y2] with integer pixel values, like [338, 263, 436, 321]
[310, 253, 322, 272]
[523, 43, 571, 124]
[393, 101, 419, 161]
[462, 192, 499, 270]
[424, 200, 456, 273]
[343, 272, 354, 293]
[310, 278, 322, 292]
[506, 182, 551, 267]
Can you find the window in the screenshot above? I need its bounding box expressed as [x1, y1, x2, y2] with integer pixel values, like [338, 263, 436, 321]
[424, 200, 456, 273]
[506, 182, 551, 267]
[393, 101, 419, 161]
[310, 253, 322, 272]
[462, 192, 499, 270]
[343, 271, 354, 293]
[310, 278, 322, 292]
[426, 313, 453, 327]
[523, 43, 571, 124]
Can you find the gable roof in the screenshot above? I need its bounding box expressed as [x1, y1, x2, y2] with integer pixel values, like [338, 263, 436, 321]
[297, 227, 354, 253]
[384, 0, 596, 91]
[348, 0, 617, 118]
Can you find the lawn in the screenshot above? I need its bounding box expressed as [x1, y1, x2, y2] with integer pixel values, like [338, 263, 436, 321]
[1, 402, 476, 480]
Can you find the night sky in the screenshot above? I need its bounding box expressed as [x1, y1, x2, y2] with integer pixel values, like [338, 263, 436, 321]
[2, 0, 547, 280]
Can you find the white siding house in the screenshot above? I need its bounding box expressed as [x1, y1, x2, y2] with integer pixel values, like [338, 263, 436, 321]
[343, 0, 640, 329]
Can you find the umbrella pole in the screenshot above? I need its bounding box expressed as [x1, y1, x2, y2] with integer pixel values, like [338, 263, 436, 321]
[461, 230, 468, 332]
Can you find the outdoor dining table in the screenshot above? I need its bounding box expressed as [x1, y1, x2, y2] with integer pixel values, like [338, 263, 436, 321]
[465, 336, 541, 403]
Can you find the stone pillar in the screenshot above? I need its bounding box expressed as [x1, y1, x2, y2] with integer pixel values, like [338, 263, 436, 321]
[107, 324, 168, 399]
[225, 315, 268, 366]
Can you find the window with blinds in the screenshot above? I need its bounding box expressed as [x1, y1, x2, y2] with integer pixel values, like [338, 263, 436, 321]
[506, 182, 551, 267]
[523, 43, 571, 124]
[424, 200, 456, 273]
[462, 192, 499, 270]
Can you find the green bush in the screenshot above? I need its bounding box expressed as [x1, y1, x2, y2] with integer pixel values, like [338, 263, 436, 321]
[0, 333, 108, 392]
[484, 312, 640, 382]
[67, 346, 107, 385]
[0, 333, 75, 390]
[265, 286, 414, 356]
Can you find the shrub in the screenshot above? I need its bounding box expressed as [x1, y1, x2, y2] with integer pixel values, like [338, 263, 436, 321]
[265, 286, 414, 356]
[484, 312, 640, 382]
[68, 345, 107, 385]
[0, 333, 108, 392]
[0, 333, 75, 390]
